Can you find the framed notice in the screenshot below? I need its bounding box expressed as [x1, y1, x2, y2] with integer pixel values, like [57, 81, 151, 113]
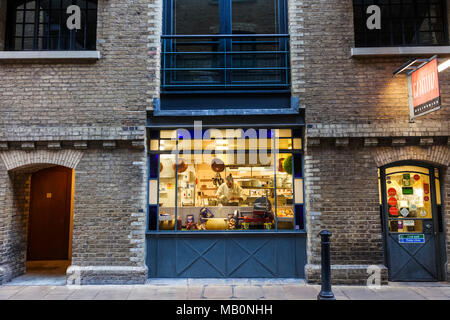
[407, 57, 442, 121]
[398, 234, 425, 244]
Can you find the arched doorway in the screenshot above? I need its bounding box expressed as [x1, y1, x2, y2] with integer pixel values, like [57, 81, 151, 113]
[7, 165, 75, 285]
[379, 161, 446, 282]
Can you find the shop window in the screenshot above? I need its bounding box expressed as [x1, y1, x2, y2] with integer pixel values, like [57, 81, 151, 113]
[148, 128, 304, 232]
[4, 0, 97, 51]
[353, 0, 449, 47]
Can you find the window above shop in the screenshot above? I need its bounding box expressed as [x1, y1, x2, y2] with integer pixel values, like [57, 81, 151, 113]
[353, 0, 449, 47]
[3, 0, 98, 51]
[161, 0, 290, 93]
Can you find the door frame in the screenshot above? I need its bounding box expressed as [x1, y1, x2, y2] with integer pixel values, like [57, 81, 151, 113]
[379, 160, 446, 281]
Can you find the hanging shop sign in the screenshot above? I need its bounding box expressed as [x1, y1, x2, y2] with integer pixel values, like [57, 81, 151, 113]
[407, 57, 441, 120]
[393, 56, 442, 121]
[398, 234, 425, 244]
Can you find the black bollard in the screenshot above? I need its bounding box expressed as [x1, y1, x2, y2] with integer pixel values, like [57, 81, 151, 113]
[317, 230, 335, 300]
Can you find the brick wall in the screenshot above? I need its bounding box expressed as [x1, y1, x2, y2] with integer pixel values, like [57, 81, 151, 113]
[299, 0, 450, 284]
[0, 0, 149, 142]
[0, 146, 148, 284]
[0, 0, 150, 284]
[0, 162, 32, 284]
[292, 0, 450, 138]
[305, 142, 449, 284]
[71, 149, 147, 266]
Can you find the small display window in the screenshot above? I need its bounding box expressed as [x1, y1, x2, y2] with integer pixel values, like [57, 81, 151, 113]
[384, 166, 434, 234]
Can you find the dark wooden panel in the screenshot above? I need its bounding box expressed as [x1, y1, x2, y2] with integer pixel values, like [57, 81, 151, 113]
[27, 166, 72, 261]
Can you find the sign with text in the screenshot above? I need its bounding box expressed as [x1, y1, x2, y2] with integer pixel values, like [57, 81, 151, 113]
[408, 58, 441, 120]
[398, 234, 425, 244]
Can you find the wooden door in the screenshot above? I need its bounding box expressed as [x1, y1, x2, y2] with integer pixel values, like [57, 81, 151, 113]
[27, 166, 72, 261]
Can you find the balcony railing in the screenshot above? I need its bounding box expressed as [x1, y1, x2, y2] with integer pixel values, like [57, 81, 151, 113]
[161, 34, 290, 92]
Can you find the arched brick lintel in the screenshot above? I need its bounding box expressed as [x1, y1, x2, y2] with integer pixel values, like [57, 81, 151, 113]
[375, 145, 450, 168]
[0, 149, 84, 172]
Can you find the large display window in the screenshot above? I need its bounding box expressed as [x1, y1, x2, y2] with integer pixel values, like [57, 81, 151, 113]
[147, 128, 304, 232]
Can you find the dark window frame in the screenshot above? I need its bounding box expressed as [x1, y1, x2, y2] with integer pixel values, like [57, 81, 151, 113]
[5, 0, 98, 51]
[353, 0, 450, 47]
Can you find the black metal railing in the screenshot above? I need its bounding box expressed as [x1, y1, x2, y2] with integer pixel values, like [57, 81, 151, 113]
[161, 34, 290, 92]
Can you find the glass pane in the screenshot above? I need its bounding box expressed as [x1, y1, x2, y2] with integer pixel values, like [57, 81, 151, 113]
[171, 152, 275, 232]
[386, 170, 433, 222]
[389, 220, 423, 233]
[174, 0, 220, 35]
[276, 153, 294, 230]
[386, 166, 429, 175]
[159, 154, 177, 230]
[232, 0, 278, 34]
[435, 178, 441, 205]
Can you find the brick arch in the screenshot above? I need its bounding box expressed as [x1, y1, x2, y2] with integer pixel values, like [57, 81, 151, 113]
[374, 145, 450, 168]
[0, 149, 84, 172]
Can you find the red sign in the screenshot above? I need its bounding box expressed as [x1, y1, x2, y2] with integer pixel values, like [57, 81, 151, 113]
[410, 58, 441, 117]
[389, 207, 399, 216]
[388, 188, 397, 196]
[388, 197, 397, 206]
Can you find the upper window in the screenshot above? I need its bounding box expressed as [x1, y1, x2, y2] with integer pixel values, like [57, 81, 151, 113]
[5, 0, 97, 51]
[166, 0, 285, 35]
[353, 0, 449, 47]
[161, 0, 289, 91]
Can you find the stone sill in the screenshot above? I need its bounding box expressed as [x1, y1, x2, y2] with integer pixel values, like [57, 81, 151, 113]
[0, 51, 101, 63]
[351, 46, 450, 57]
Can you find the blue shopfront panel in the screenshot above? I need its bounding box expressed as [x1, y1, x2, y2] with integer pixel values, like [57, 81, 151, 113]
[146, 233, 306, 278]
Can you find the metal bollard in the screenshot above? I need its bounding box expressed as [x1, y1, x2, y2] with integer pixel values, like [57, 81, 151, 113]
[317, 230, 335, 300]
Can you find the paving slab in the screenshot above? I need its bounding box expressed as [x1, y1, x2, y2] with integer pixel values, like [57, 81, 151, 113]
[66, 287, 101, 300]
[202, 285, 233, 300]
[7, 286, 52, 300]
[187, 285, 204, 300]
[282, 284, 319, 300]
[260, 285, 287, 300]
[411, 287, 450, 300]
[337, 286, 385, 300]
[128, 285, 187, 300]
[94, 288, 133, 300]
[233, 285, 264, 300]
[330, 287, 350, 300]
[370, 287, 426, 300]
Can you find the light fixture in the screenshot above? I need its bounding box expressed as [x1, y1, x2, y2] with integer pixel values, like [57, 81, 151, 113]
[438, 59, 450, 72]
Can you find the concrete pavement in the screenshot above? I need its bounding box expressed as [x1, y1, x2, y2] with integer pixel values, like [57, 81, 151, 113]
[1, 279, 449, 300]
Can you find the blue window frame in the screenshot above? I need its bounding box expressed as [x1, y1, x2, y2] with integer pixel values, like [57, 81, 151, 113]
[161, 0, 290, 92]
